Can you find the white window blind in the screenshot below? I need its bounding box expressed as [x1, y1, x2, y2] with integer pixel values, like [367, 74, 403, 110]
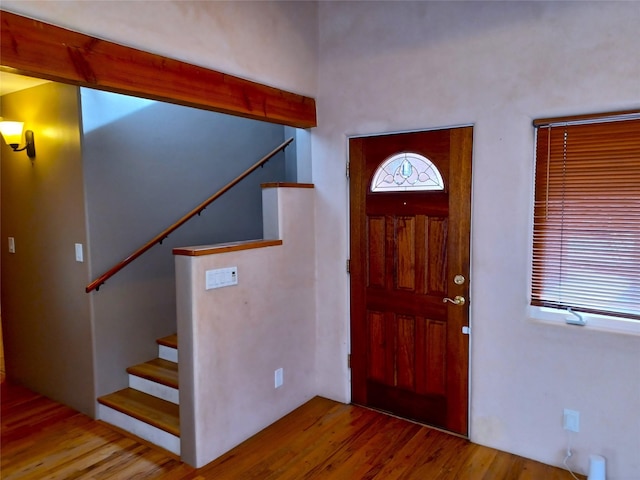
[531, 111, 640, 321]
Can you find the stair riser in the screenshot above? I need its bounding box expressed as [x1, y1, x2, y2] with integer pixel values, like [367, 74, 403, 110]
[159, 345, 178, 363]
[98, 404, 180, 455]
[129, 375, 179, 404]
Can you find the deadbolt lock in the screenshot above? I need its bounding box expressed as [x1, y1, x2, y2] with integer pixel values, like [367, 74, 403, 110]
[453, 274, 466, 285]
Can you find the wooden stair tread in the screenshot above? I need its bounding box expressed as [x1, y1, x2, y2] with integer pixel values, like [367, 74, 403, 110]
[127, 358, 178, 389]
[98, 388, 179, 437]
[157, 334, 178, 349]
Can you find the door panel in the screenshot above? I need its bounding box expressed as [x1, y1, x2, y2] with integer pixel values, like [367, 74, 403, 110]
[349, 127, 472, 435]
[367, 217, 386, 287]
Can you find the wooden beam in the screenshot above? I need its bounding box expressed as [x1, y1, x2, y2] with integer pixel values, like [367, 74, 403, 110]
[0, 10, 317, 128]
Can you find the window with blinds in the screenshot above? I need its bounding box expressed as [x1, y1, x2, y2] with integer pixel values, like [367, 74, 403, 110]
[531, 111, 640, 321]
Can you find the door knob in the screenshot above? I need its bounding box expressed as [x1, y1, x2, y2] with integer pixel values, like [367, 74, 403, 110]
[443, 295, 466, 306]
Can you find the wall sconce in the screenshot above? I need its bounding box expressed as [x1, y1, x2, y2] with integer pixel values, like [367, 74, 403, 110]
[0, 120, 36, 158]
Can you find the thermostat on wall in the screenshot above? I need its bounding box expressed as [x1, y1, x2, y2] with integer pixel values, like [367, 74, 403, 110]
[205, 267, 238, 290]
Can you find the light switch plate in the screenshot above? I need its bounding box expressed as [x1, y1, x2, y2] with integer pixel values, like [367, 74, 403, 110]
[205, 267, 238, 290]
[75, 243, 84, 262]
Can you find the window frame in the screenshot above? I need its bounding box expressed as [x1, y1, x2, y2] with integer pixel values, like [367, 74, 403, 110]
[528, 110, 640, 334]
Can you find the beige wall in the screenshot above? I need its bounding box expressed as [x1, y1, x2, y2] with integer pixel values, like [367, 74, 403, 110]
[176, 186, 316, 467]
[1, 0, 318, 98]
[0, 82, 94, 415]
[314, 2, 640, 478]
[3, 1, 639, 478]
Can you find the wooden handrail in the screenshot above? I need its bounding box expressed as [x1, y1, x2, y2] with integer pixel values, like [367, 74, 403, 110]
[86, 137, 294, 293]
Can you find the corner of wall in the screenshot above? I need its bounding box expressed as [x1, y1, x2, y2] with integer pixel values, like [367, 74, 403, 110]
[176, 185, 316, 467]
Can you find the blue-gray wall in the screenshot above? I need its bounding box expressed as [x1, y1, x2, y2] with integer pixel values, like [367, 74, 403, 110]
[81, 88, 289, 397]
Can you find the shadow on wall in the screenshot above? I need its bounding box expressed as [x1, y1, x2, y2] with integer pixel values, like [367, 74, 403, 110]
[80, 88, 290, 275]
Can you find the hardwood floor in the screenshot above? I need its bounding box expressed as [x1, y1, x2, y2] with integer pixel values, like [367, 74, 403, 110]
[1, 382, 583, 479]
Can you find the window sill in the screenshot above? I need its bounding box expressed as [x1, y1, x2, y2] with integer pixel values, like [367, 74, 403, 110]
[528, 306, 640, 337]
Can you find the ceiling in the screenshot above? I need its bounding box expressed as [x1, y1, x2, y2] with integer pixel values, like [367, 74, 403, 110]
[1, 71, 50, 97]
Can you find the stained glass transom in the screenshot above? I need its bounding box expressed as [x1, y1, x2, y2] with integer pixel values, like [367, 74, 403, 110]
[370, 152, 444, 192]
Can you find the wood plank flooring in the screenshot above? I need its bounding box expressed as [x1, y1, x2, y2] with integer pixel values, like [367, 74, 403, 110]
[1, 382, 583, 479]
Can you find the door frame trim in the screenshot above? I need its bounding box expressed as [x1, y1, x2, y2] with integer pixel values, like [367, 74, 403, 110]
[346, 125, 475, 437]
[346, 123, 475, 140]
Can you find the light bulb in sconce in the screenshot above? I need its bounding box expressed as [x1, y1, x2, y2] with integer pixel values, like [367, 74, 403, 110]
[0, 120, 36, 158]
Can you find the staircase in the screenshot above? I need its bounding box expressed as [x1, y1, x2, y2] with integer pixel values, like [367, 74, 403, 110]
[97, 334, 180, 455]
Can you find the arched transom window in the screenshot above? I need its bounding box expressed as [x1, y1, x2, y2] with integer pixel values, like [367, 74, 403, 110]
[370, 152, 445, 192]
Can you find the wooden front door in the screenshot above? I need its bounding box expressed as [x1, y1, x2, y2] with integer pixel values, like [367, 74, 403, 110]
[349, 127, 473, 435]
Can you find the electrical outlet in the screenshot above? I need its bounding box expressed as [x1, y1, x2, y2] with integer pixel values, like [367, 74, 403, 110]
[563, 409, 580, 432]
[274, 368, 283, 389]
